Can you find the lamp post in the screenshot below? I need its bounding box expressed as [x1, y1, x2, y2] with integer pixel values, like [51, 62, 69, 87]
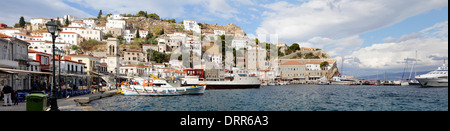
[46, 19, 61, 111]
[55, 48, 65, 97]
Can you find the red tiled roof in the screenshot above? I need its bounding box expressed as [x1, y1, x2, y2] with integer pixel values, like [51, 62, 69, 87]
[305, 62, 322, 65]
[0, 33, 13, 38]
[28, 49, 51, 56]
[282, 61, 304, 65]
[164, 70, 185, 73]
[53, 57, 86, 65]
[126, 49, 141, 52]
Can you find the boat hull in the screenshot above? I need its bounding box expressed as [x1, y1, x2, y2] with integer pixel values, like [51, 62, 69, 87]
[206, 84, 260, 90]
[121, 85, 206, 96]
[416, 78, 448, 87]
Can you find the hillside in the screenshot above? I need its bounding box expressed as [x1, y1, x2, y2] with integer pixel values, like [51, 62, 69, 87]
[122, 17, 246, 36]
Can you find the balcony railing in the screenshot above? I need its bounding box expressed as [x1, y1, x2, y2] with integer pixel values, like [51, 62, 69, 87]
[0, 59, 19, 68]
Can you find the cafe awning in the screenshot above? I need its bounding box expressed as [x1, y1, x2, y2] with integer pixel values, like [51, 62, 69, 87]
[0, 67, 52, 75]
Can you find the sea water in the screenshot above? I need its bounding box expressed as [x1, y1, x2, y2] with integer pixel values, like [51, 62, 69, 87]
[91, 85, 448, 111]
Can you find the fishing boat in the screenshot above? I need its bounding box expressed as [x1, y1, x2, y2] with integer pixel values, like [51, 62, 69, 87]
[121, 77, 206, 96]
[316, 76, 330, 85]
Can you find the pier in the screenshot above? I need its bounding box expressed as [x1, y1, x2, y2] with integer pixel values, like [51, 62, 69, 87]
[0, 89, 120, 111]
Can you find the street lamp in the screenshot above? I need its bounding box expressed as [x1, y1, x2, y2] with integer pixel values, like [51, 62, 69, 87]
[46, 19, 61, 111]
[55, 48, 65, 97]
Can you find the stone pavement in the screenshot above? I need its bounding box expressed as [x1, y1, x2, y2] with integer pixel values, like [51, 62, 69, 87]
[0, 90, 120, 111]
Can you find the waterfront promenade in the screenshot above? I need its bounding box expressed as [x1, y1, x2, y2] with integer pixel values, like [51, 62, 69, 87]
[0, 89, 120, 111]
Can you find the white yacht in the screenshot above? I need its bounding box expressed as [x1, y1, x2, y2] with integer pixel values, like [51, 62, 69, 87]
[415, 63, 448, 87]
[181, 74, 261, 90]
[205, 74, 261, 89]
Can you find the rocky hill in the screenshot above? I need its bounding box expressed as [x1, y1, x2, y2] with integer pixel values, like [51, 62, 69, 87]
[123, 17, 246, 36]
[201, 23, 246, 36]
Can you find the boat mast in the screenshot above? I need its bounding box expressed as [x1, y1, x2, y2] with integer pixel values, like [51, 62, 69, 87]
[409, 50, 417, 81]
[402, 57, 408, 81]
[341, 57, 344, 76]
[414, 50, 417, 78]
[384, 71, 386, 82]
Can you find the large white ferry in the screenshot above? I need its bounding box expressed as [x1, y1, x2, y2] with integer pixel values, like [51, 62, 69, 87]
[181, 74, 261, 90]
[205, 74, 261, 89]
[415, 63, 448, 87]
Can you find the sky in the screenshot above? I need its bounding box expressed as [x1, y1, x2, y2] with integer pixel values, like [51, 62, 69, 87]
[0, 0, 448, 78]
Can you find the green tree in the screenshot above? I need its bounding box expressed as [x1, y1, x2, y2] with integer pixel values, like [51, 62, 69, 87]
[305, 52, 320, 59]
[19, 16, 25, 28]
[79, 39, 100, 51]
[137, 10, 147, 17]
[97, 10, 103, 19]
[148, 49, 170, 63]
[198, 23, 204, 29]
[148, 13, 160, 20]
[296, 52, 303, 58]
[103, 33, 113, 40]
[289, 43, 300, 51]
[116, 35, 124, 44]
[71, 45, 79, 50]
[320, 61, 330, 70]
[153, 27, 164, 36]
[136, 29, 141, 38]
[65, 17, 70, 26]
[56, 17, 61, 27]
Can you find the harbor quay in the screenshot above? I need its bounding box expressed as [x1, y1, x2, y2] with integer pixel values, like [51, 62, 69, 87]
[0, 88, 120, 111]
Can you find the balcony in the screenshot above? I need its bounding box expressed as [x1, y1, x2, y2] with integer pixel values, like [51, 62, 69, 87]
[0, 59, 19, 68]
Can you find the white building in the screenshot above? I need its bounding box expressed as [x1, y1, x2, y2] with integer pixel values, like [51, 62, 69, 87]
[69, 22, 86, 28]
[107, 14, 131, 20]
[169, 60, 183, 69]
[62, 27, 83, 33]
[214, 30, 225, 36]
[106, 19, 126, 29]
[306, 62, 321, 71]
[43, 32, 80, 45]
[57, 57, 86, 74]
[78, 28, 103, 41]
[183, 20, 201, 33]
[62, 27, 103, 41]
[30, 18, 51, 26]
[82, 19, 98, 29]
[138, 30, 149, 38]
[209, 54, 222, 65]
[64, 15, 78, 22]
[0, 29, 27, 37]
[232, 38, 249, 50]
[26, 40, 70, 54]
[119, 64, 147, 77]
[123, 29, 134, 43]
[11, 33, 43, 41]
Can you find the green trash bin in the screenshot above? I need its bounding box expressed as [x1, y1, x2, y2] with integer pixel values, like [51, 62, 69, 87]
[26, 93, 48, 111]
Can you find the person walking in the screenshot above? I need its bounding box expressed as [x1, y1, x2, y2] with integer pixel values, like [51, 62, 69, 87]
[2, 84, 12, 106]
[12, 90, 18, 105]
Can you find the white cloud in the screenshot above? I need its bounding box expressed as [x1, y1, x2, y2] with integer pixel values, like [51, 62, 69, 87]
[383, 32, 422, 43]
[0, 0, 93, 26]
[421, 21, 448, 38]
[65, 0, 247, 21]
[349, 21, 448, 70]
[256, 0, 448, 43]
[299, 35, 365, 56]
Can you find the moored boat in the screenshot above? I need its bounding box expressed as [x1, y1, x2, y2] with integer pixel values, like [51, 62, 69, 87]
[204, 74, 261, 89]
[415, 62, 448, 88]
[121, 78, 206, 96]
